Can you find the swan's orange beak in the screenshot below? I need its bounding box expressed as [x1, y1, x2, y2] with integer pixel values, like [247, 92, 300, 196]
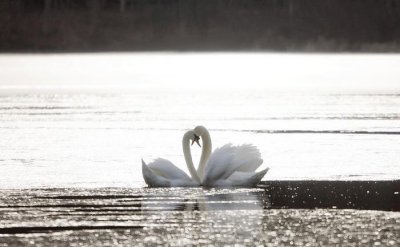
[191, 134, 201, 147]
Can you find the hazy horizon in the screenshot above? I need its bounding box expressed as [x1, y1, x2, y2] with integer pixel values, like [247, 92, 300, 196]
[1, 53, 400, 94]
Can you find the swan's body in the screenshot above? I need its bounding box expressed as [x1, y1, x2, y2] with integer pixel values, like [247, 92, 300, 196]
[193, 126, 269, 187]
[141, 159, 198, 187]
[142, 131, 200, 187]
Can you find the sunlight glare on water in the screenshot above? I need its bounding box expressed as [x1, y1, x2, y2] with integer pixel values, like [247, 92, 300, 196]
[1, 187, 398, 246]
[0, 53, 399, 188]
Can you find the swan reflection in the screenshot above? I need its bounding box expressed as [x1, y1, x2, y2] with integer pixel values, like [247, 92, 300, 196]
[140, 188, 269, 211]
[139, 188, 269, 244]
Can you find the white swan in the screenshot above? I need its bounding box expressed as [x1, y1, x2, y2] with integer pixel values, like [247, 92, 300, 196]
[142, 130, 201, 187]
[142, 126, 268, 187]
[193, 126, 269, 187]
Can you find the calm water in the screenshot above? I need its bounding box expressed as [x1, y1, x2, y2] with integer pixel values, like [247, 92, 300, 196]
[0, 53, 400, 188]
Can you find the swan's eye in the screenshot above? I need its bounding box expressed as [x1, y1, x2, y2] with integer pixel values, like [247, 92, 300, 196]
[191, 134, 201, 147]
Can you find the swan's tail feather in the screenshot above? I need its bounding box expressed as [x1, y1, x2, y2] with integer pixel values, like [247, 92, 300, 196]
[142, 159, 170, 187]
[251, 168, 269, 186]
[226, 167, 269, 187]
[141, 159, 152, 186]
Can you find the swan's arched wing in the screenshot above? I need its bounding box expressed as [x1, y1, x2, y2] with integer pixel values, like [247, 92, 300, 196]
[203, 144, 236, 184]
[203, 144, 265, 186]
[147, 158, 192, 180]
[232, 144, 263, 172]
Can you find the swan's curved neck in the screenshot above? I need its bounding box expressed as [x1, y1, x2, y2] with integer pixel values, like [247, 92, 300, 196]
[182, 132, 201, 183]
[197, 129, 212, 181]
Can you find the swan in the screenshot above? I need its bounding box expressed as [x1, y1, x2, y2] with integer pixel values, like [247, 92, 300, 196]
[193, 126, 269, 187]
[142, 126, 268, 187]
[141, 130, 201, 187]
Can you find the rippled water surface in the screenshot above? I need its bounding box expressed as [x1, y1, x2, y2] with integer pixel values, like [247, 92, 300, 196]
[0, 188, 399, 246]
[0, 53, 400, 188]
[0, 90, 400, 187]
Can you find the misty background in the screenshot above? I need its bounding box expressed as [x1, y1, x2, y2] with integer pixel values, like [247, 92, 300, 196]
[1, 0, 400, 52]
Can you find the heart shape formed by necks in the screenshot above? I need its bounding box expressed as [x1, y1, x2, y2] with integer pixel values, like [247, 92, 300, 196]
[182, 127, 212, 184]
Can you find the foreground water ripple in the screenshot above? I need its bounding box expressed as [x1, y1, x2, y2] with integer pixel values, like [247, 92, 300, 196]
[0, 186, 399, 246]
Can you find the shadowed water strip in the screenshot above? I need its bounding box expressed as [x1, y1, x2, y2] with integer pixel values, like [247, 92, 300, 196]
[0, 225, 143, 234]
[1, 181, 396, 212]
[259, 180, 400, 211]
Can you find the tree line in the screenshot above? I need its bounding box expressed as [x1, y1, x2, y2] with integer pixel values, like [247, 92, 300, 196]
[1, 0, 400, 52]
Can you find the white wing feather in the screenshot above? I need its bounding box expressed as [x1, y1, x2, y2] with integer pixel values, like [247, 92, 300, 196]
[202, 144, 236, 184]
[202, 144, 266, 187]
[232, 144, 263, 172]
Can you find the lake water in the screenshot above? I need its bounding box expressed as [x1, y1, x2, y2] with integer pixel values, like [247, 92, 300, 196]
[1, 53, 400, 246]
[0, 53, 400, 188]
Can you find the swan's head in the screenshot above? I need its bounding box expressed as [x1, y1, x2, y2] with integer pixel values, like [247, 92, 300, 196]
[184, 130, 201, 147]
[192, 134, 201, 147]
[193, 125, 208, 137]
